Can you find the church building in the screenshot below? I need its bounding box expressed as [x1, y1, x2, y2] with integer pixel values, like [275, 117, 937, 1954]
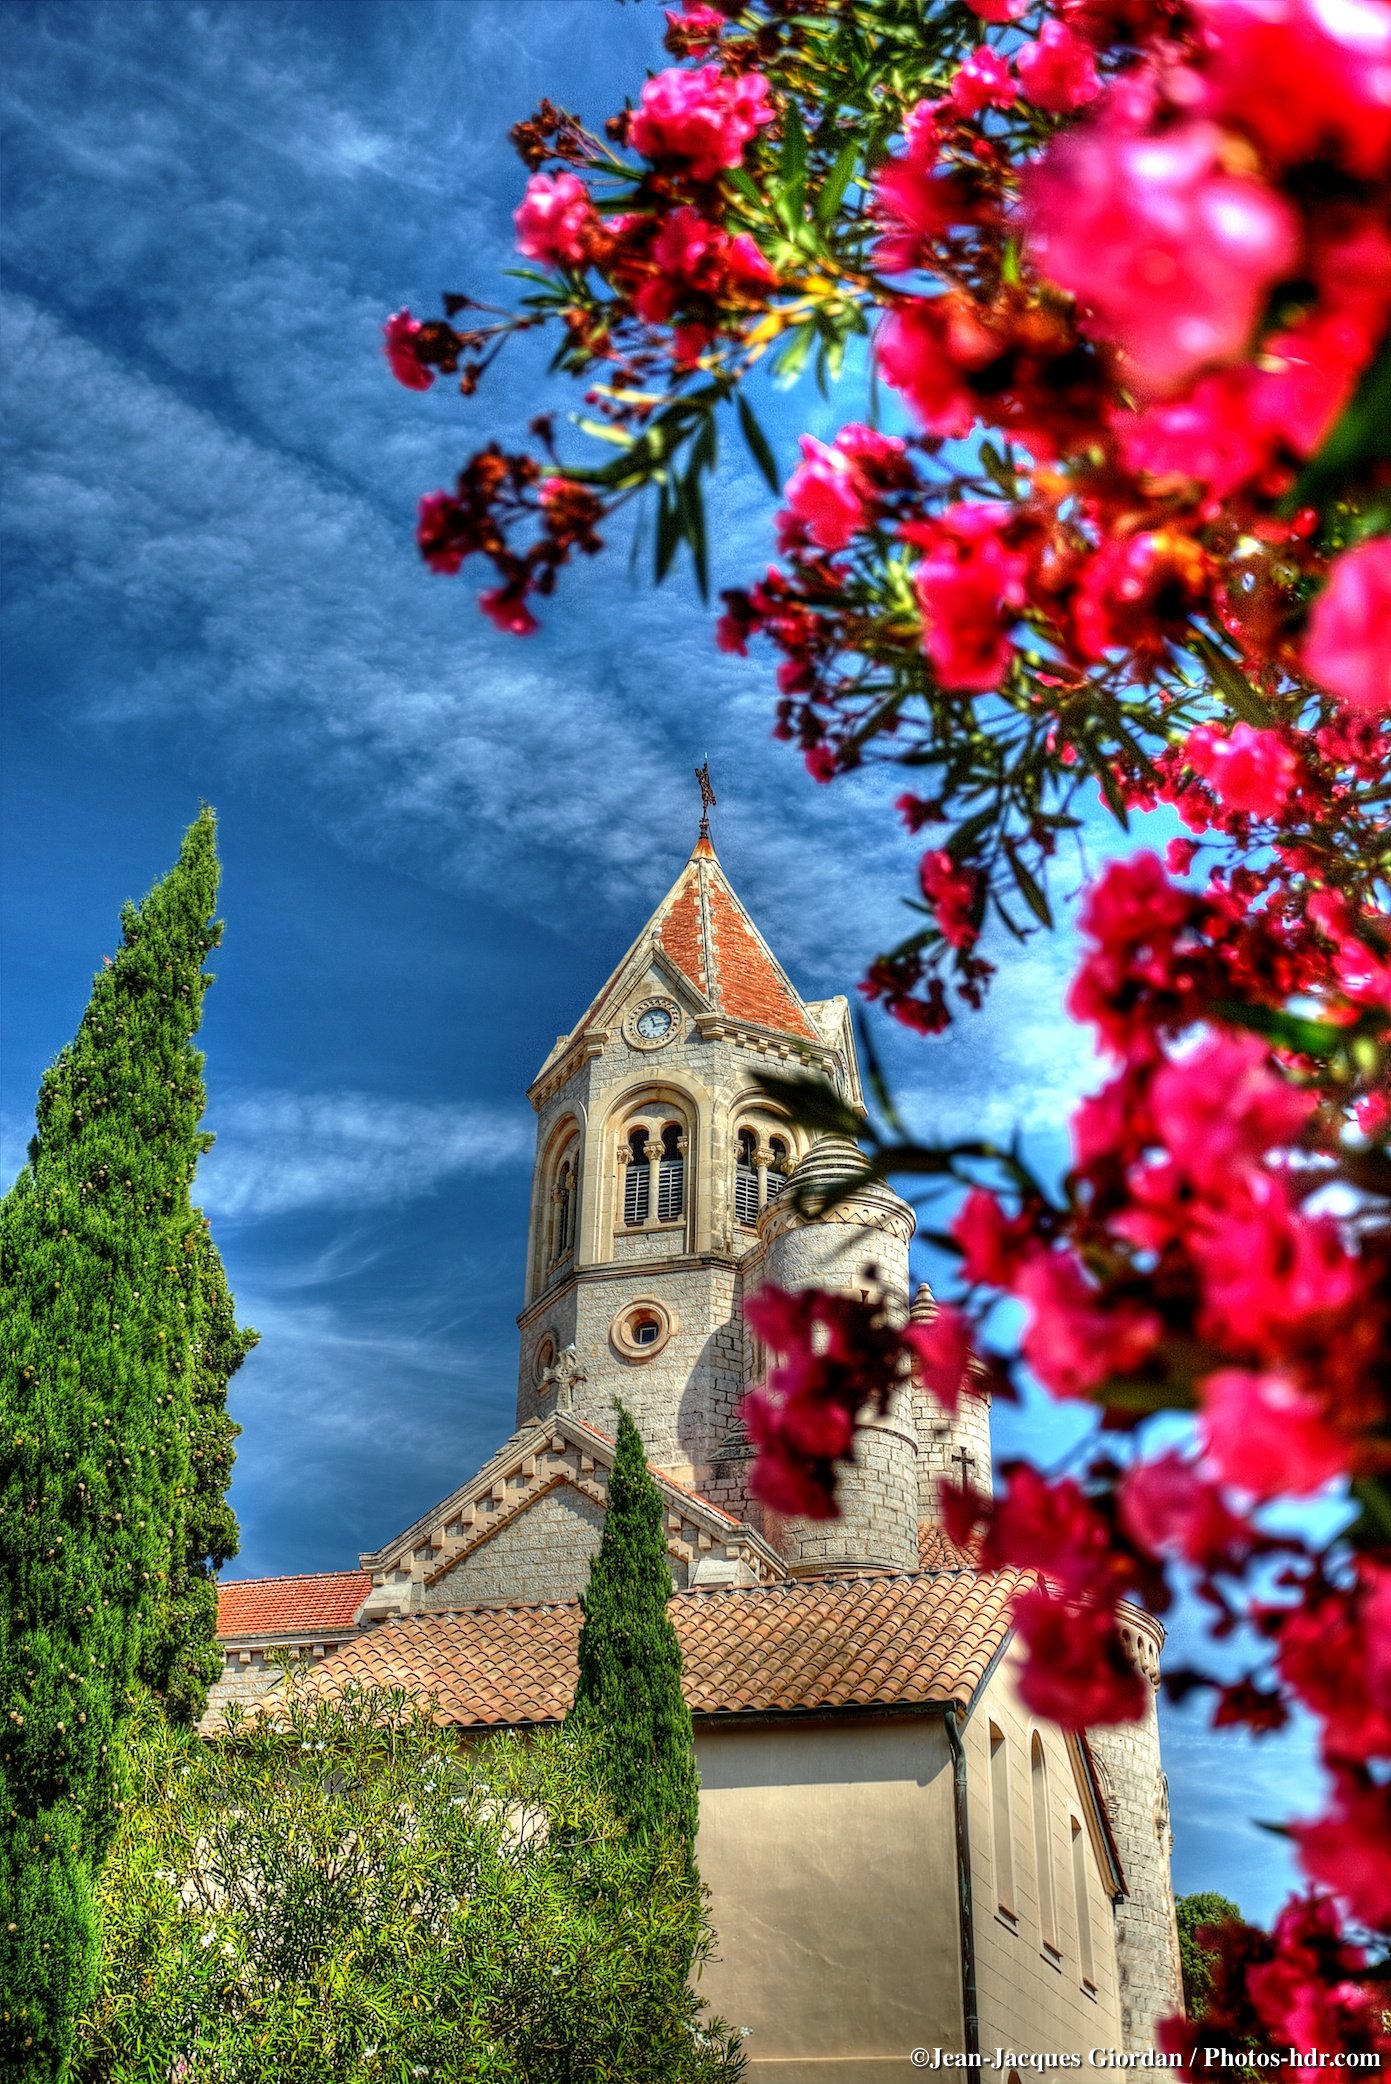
[212, 820, 1183, 2083]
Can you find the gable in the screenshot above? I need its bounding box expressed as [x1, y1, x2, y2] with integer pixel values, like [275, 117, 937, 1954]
[356, 1413, 785, 1621]
[421, 1481, 612, 1608]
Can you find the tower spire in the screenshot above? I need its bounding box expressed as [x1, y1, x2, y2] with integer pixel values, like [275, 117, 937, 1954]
[694, 760, 717, 844]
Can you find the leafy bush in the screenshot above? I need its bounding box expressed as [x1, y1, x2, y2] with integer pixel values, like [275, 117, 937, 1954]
[78, 1684, 745, 2084]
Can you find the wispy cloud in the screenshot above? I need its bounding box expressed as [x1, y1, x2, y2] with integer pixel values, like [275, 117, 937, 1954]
[199, 1088, 531, 1219]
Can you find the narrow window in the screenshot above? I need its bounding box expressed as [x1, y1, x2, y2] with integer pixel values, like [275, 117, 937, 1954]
[657, 1122, 685, 1222]
[765, 1136, 789, 1205]
[554, 1159, 574, 1257]
[1071, 1818, 1095, 1989]
[623, 1126, 650, 1227]
[989, 1723, 1015, 1917]
[1031, 1734, 1058, 1953]
[735, 1128, 760, 1227]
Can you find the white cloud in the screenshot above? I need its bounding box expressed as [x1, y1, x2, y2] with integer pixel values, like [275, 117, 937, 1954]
[198, 1088, 532, 1218]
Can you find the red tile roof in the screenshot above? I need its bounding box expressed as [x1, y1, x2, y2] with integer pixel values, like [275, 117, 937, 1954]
[218, 1570, 371, 1637]
[257, 1570, 1026, 1729]
[573, 839, 819, 1049]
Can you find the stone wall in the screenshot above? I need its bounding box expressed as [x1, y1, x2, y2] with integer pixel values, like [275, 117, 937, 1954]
[967, 1642, 1127, 2057]
[202, 1633, 360, 1730]
[1085, 1611, 1184, 2050]
[419, 1482, 662, 1607]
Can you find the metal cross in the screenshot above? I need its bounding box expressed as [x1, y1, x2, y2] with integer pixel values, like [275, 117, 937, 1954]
[949, 1446, 978, 1483]
[695, 760, 717, 838]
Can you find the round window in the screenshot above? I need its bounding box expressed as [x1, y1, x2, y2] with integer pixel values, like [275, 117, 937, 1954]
[610, 1298, 677, 1361]
[532, 1333, 558, 1385]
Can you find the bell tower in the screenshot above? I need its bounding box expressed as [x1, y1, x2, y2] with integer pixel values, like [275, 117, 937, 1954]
[515, 800, 860, 1488]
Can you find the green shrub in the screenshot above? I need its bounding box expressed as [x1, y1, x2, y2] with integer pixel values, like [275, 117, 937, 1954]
[78, 1683, 746, 2084]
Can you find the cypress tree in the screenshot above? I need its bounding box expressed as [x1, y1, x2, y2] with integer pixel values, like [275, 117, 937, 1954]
[137, 1224, 255, 1726]
[0, 809, 247, 2079]
[566, 1403, 700, 1859]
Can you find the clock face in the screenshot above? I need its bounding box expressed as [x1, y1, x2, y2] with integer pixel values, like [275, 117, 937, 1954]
[635, 1006, 673, 1041]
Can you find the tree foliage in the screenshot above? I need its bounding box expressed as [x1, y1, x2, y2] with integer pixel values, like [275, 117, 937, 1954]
[567, 1404, 700, 1862]
[0, 810, 248, 2080]
[77, 1685, 745, 2084]
[1176, 1893, 1242, 2020]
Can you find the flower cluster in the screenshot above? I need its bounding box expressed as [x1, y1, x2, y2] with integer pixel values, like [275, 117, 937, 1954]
[386, 0, 1391, 2021]
[741, 1284, 980, 1519]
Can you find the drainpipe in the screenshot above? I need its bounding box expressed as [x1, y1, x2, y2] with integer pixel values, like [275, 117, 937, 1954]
[945, 1702, 980, 2058]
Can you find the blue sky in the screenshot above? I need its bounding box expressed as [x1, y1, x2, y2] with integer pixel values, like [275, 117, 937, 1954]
[1, 0, 1315, 1917]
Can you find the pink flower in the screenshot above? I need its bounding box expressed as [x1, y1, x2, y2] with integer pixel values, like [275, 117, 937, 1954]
[979, 1466, 1118, 1595]
[628, 62, 773, 181]
[873, 126, 974, 272]
[513, 171, 595, 267]
[1200, 1367, 1352, 1498]
[1015, 21, 1100, 112]
[1303, 540, 1391, 716]
[953, 1187, 1038, 1287]
[783, 436, 870, 551]
[1113, 368, 1272, 497]
[1192, 1173, 1366, 1352]
[1015, 1251, 1163, 1397]
[875, 299, 982, 438]
[1066, 852, 1202, 1053]
[919, 848, 984, 949]
[948, 45, 1018, 116]
[1194, 0, 1391, 179]
[909, 502, 1029, 692]
[1293, 1778, 1391, 1928]
[416, 491, 466, 572]
[383, 309, 434, 391]
[1149, 1033, 1314, 1189]
[1119, 1451, 1257, 1570]
[1022, 116, 1300, 395]
[1012, 1586, 1149, 1726]
[902, 1303, 974, 1411]
[1182, 721, 1301, 817]
[479, 585, 539, 636]
[966, 0, 1030, 18]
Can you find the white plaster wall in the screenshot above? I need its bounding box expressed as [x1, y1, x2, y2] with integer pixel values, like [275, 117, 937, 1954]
[966, 1648, 1126, 2058]
[696, 1716, 963, 2082]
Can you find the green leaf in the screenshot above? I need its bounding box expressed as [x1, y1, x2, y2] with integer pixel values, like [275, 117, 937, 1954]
[1189, 632, 1273, 727]
[1003, 844, 1053, 928]
[675, 466, 709, 600]
[1285, 333, 1391, 512]
[1208, 997, 1382, 1057]
[814, 132, 862, 228]
[575, 418, 636, 451]
[654, 482, 681, 583]
[780, 99, 808, 226]
[751, 1068, 864, 1139]
[735, 393, 781, 494]
[772, 323, 816, 386]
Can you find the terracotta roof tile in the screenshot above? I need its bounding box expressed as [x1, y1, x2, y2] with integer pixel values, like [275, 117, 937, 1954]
[262, 1571, 1025, 1728]
[918, 1521, 982, 1571]
[218, 1571, 371, 1637]
[703, 874, 816, 1039]
[658, 877, 709, 995]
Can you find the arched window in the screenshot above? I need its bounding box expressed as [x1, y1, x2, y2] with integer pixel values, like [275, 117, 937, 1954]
[735, 1128, 760, 1227]
[1031, 1734, 1058, 1953]
[766, 1135, 789, 1205]
[1071, 1817, 1095, 1989]
[553, 1157, 575, 1259]
[657, 1122, 685, 1222]
[623, 1125, 651, 1227]
[989, 1723, 1016, 1918]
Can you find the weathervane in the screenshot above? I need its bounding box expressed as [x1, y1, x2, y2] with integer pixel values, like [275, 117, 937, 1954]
[695, 760, 717, 840]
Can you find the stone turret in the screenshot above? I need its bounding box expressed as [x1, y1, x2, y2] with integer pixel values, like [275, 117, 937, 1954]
[908, 1282, 993, 1523]
[754, 1136, 921, 1575]
[1087, 1606, 1185, 2050]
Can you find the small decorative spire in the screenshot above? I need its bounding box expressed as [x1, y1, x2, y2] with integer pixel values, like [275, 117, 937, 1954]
[694, 759, 717, 841]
